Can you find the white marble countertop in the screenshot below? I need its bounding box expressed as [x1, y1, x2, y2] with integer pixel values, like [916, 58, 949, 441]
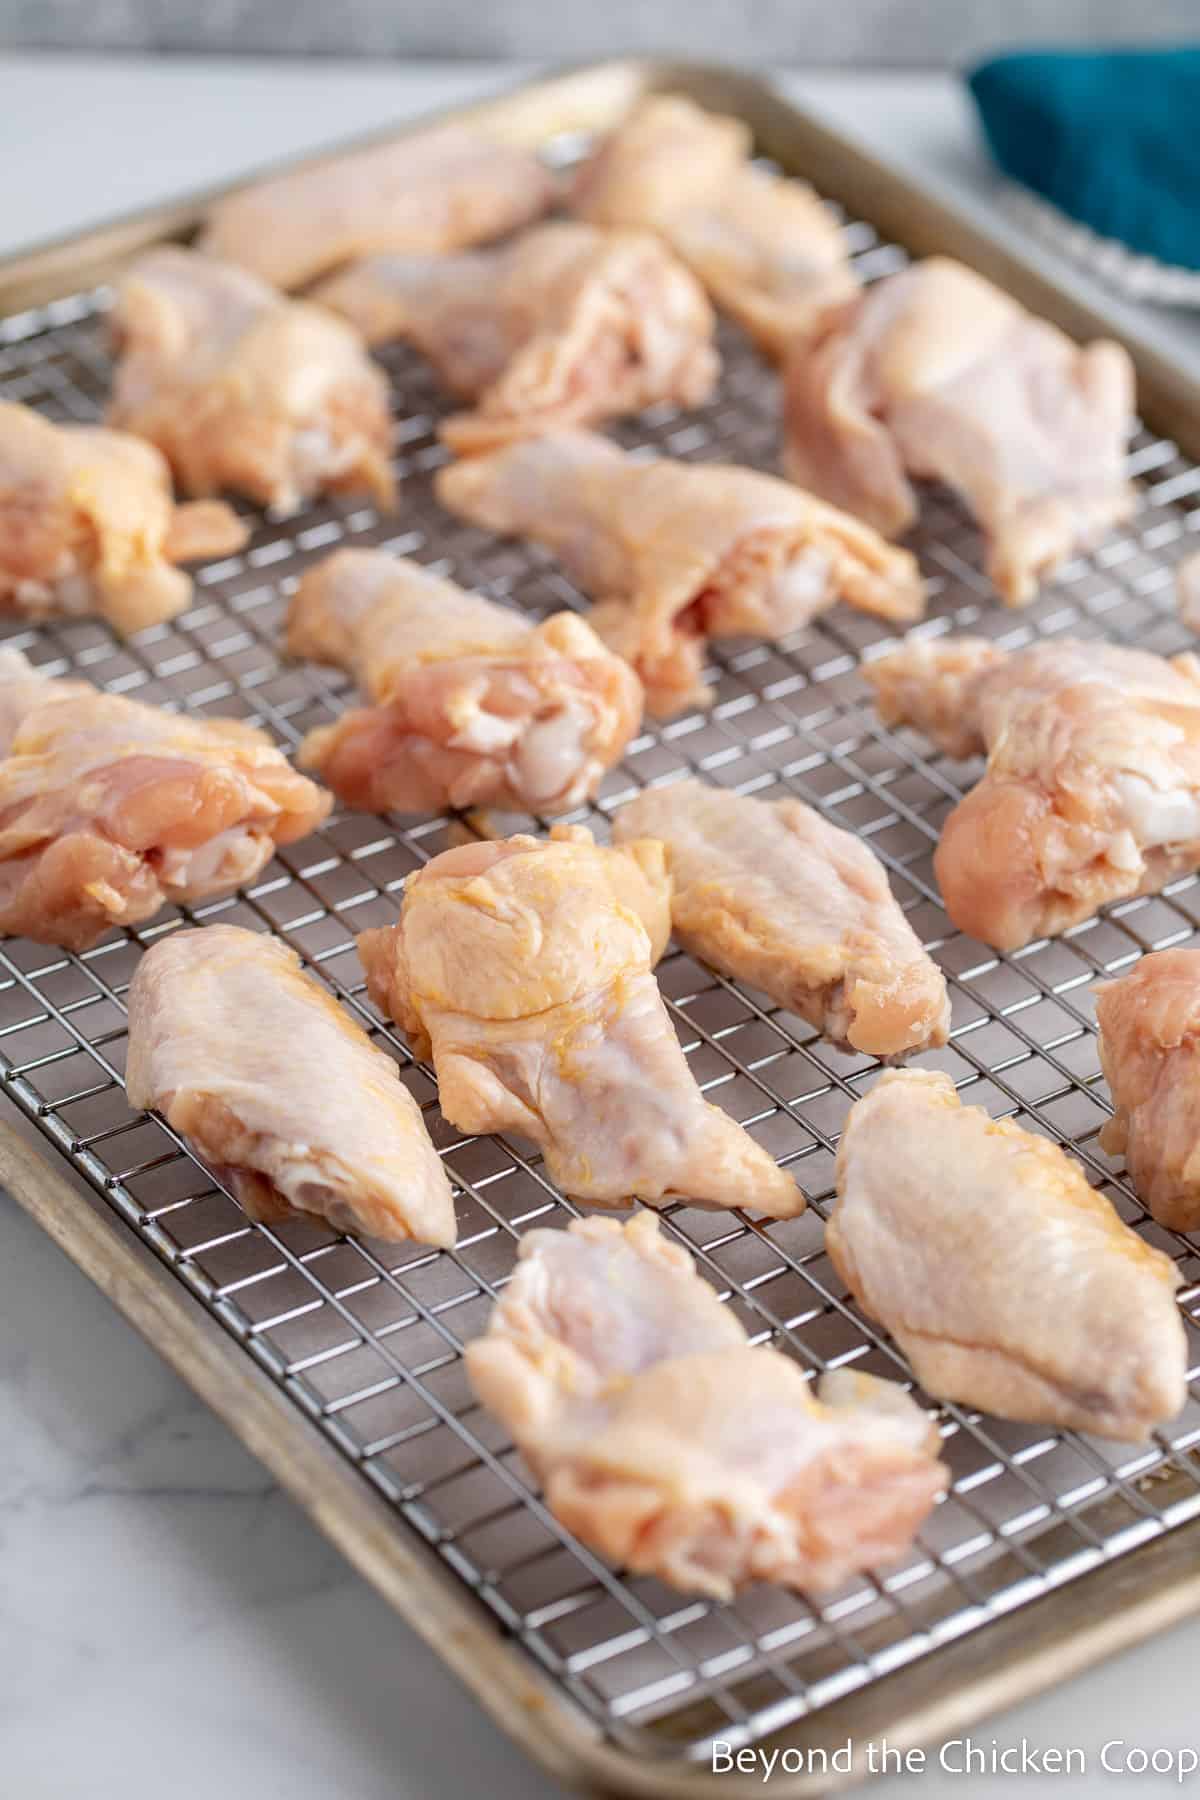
[3, 53, 1199, 1800]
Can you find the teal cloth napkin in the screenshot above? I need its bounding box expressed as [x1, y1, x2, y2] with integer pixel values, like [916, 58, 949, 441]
[968, 47, 1200, 271]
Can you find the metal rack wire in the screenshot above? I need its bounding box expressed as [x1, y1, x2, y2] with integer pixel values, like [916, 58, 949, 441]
[3, 194, 1200, 1770]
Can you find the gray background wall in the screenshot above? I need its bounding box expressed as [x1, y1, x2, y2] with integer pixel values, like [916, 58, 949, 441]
[0, 0, 1197, 64]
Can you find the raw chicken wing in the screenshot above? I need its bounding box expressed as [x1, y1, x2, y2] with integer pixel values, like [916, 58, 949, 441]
[784, 258, 1135, 603]
[357, 827, 803, 1216]
[436, 430, 924, 717]
[315, 222, 718, 452]
[868, 635, 1200, 949]
[466, 1212, 946, 1598]
[109, 248, 393, 511]
[288, 548, 642, 814]
[829, 1069, 1187, 1440]
[127, 925, 455, 1245]
[199, 124, 556, 291]
[614, 779, 949, 1058]
[1096, 948, 1200, 1232]
[0, 648, 330, 950]
[0, 401, 246, 635]
[571, 95, 858, 361]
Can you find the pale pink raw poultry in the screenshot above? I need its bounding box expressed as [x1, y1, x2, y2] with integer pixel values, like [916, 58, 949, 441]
[127, 925, 455, 1245]
[571, 94, 858, 361]
[436, 429, 924, 717]
[830, 1069, 1187, 1440]
[109, 248, 394, 512]
[613, 779, 949, 1059]
[0, 400, 246, 635]
[1096, 948, 1200, 1233]
[784, 257, 1135, 604]
[466, 1211, 946, 1599]
[315, 221, 718, 452]
[867, 635, 1200, 951]
[288, 548, 641, 815]
[0, 648, 330, 950]
[198, 122, 556, 290]
[357, 827, 803, 1217]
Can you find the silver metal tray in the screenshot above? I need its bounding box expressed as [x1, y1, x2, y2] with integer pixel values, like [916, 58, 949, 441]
[2, 58, 1200, 1798]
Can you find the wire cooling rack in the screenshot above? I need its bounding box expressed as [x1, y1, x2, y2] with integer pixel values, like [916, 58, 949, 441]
[3, 175, 1200, 1778]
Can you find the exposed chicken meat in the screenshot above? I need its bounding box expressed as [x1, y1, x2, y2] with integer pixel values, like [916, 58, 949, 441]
[315, 221, 718, 452]
[198, 123, 556, 290]
[613, 779, 949, 1058]
[109, 248, 394, 512]
[784, 257, 1135, 604]
[436, 430, 925, 717]
[829, 1069, 1187, 1440]
[1096, 948, 1200, 1233]
[127, 925, 455, 1244]
[0, 648, 330, 951]
[466, 1211, 946, 1599]
[0, 400, 246, 635]
[867, 634, 1200, 950]
[571, 95, 858, 361]
[357, 827, 803, 1217]
[1178, 549, 1200, 634]
[288, 548, 642, 815]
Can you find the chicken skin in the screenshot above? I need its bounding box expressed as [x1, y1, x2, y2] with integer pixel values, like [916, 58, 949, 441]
[315, 221, 718, 453]
[436, 430, 925, 717]
[0, 648, 330, 951]
[199, 123, 556, 291]
[288, 549, 641, 816]
[784, 258, 1136, 604]
[830, 1069, 1187, 1441]
[613, 779, 950, 1059]
[466, 1211, 946, 1599]
[571, 95, 858, 361]
[0, 401, 246, 635]
[867, 635, 1200, 951]
[1096, 949, 1200, 1233]
[109, 248, 394, 512]
[358, 828, 803, 1217]
[127, 925, 455, 1245]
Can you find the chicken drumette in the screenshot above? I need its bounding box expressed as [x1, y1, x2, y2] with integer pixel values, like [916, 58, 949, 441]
[467, 1212, 946, 1598]
[614, 779, 949, 1059]
[315, 221, 718, 452]
[784, 258, 1135, 604]
[436, 430, 924, 717]
[867, 635, 1200, 950]
[127, 925, 455, 1245]
[288, 548, 642, 815]
[358, 827, 803, 1217]
[109, 248, 394, 512]
[1096, 948, 1200, 1233]
[830, 1069, 1187, 1440]
[0, 400, 246, 635]
[0, 648, 329, 950]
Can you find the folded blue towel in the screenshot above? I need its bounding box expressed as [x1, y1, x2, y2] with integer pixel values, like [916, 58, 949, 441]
[968, 48, 1200, 272]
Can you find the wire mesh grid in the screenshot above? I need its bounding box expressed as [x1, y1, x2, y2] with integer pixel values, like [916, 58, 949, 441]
[4, 175, 1200, 1772]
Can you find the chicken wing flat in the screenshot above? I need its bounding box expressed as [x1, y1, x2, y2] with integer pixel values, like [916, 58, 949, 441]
[829, 1069, 1187, 1441]
[199, 123, 555, 291]
[109, 248, 393, 512]
[784, 258, 1135, 604]
[0, 401, 246, 635]
[127, 925, 455, 1245]
[315, 222, 718, 453]
[289, 549, 641, 816]
[614, 779, 949, 1059]
[436, 430, 925, 717]
[0, 648, 329, 950]
[358, 827, 803, 1217]
[571, 95, 858, 361]
[466, 1211, 946, 1598]
[1096, 948, 1200, 1233]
